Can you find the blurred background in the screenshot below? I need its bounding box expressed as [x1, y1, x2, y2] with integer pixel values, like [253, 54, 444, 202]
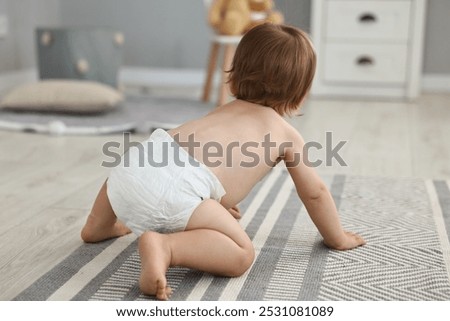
[0, 0, 448, 87]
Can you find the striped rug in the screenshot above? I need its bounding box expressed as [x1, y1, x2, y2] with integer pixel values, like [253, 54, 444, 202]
[14, 169, 450, 300]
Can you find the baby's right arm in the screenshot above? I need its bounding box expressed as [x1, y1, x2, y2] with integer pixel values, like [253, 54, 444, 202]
[283, 127, 365, 250]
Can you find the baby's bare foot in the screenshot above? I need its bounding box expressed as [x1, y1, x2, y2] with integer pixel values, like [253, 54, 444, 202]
[81, 217, 132, 243]
[113, 220, 132, 237]
[138, 231, 172, 300]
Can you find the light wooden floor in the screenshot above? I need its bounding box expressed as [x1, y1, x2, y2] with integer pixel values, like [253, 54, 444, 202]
[0, 92, 449, 300]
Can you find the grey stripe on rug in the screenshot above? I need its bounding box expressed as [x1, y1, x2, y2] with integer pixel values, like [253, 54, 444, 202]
[14, 171, 450, 301]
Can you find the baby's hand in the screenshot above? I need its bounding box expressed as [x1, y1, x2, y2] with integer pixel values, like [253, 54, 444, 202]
[228, 206, 241, 220]
[324, 231, 366, 251]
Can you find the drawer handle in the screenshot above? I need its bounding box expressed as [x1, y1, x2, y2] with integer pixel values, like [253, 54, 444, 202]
[359, 13, 377, 23]
[356, 56, 375, 66]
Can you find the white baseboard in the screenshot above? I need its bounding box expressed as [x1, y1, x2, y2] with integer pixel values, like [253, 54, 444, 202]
[119, 67, 207, 88]
[0, 69, 38, 94]
[0, 67, 211, 94]
[1, 68, 448, 95]
[422, 74, 450, 93]
[120, 70, 450, 93]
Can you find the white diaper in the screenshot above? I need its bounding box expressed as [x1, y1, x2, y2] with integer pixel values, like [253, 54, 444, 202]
[107, 128, 226, 236]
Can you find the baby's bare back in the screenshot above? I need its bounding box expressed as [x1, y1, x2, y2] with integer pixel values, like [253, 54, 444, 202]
[168, 99, 293, 208]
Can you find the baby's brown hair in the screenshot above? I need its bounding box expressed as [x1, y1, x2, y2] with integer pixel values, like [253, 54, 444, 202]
[227, 23, 316, 116]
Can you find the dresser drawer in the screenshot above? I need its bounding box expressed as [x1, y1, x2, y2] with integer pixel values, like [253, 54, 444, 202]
[323, 43, 408, 84]
[325, 0, 411, 41]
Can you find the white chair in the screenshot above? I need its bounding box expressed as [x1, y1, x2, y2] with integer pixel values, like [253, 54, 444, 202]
[202, 0, 242, 106]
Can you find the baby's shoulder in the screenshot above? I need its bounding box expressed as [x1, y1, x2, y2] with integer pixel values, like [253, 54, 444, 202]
[258, 109, 298, 137]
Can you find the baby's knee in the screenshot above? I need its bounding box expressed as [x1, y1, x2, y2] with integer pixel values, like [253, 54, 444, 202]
[228, 243, 255, 277]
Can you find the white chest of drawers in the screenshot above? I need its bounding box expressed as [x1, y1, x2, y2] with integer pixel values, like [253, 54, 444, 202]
[310, 0, 427, 100]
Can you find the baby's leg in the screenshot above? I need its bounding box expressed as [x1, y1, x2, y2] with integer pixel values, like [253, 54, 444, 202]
[81, 180, 131, 243]
[139, 199, 254, 300]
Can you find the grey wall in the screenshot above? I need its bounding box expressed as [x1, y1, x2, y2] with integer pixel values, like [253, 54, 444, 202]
[59, 0, 210, 69]
[0, 0, 61, 72]
[0, 0, 14, 71]
[57, 0, 311, 70]
[275, 0, 311, 31]
[422, 0, 450, 74]
[0, 0, 449, 74]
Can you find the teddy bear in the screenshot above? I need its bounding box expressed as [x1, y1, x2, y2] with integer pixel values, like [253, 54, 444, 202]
[247, 0, 285, 31]
[208, 0, 284, 36]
